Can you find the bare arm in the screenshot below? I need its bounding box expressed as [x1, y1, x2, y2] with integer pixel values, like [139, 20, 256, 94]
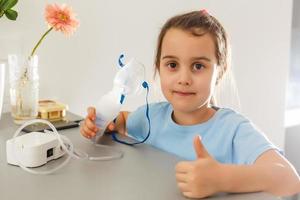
[176, 137, 300, 198]
[220, 150, 300, 196]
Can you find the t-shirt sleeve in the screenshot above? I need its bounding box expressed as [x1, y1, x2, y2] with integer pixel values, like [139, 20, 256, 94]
[126, 105, 149, 141]
[232, 120, 280, 165]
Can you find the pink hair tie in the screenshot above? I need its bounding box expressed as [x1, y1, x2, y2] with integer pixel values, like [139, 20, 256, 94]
[200, 9, 209, 15]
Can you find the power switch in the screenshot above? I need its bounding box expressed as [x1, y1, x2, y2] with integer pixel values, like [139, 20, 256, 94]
[47, 148, 53, 158]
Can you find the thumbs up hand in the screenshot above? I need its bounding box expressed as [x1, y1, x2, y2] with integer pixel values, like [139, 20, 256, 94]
[175, 135, 223, 199]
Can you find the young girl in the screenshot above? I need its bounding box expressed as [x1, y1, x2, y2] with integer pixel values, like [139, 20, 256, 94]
[80, 10, 300, 198]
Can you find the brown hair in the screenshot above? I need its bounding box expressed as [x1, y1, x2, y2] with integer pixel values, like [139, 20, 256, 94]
[154, 10, 230, 82]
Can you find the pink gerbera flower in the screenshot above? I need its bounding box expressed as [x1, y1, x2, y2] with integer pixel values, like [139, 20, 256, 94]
[45, 3, 79, 36]
[30, 3, 79, 56]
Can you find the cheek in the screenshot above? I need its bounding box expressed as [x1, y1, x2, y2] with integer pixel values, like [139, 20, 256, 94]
[159, 70, 172, 87]
[160, 76, 170, 93]
[194, 75, 215, 94]
[159, 73, 175, 98]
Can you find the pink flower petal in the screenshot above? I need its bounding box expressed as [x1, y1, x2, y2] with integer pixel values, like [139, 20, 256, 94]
[44, 3, 79, 36]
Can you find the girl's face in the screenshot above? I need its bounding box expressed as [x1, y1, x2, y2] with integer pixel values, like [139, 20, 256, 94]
[159, 28, 218, 113]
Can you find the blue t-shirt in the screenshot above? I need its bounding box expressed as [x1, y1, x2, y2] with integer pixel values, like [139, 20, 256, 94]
[126, 102, 279, 164]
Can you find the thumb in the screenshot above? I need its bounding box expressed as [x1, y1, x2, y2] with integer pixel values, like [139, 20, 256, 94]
[194, 135, 210, 159]
[87, 107, 96, 120]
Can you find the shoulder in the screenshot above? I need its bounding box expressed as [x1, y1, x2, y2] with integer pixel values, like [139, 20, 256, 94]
[213, 107, 249, 127]
[216, 107, 270, 142]
[211, 107, 263, 138]
[216, 108, 279, 164]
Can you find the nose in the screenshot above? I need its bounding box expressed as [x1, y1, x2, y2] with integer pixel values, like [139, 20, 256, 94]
[178, 68, 192, 86]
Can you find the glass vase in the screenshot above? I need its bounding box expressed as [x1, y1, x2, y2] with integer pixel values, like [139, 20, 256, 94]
[8, 54, 39, 124]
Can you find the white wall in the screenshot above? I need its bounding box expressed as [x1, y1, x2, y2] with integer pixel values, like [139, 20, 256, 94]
[0, 0, 293, 148]
[287, 0, 300, 109]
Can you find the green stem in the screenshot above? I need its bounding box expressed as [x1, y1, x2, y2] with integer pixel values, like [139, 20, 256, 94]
[30, 27, 53, 56]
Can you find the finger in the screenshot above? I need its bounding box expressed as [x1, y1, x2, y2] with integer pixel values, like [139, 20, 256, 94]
[182, 192, 193, 198]
[82, 123, 96, 137]
[80, 125, 91, 138]
[80, 126, 91, 139]
[85, 118, 98, 132]
[175, 173, 188, 183]
[175, 161, 193, 173]
[87, 107, 96, 120]
[177, 182, 189, 192]
[194, 135, 210, 158]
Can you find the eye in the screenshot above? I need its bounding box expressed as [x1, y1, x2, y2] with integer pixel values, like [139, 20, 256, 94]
[193, 63, 204, 71]
[167, 62, 177, 69]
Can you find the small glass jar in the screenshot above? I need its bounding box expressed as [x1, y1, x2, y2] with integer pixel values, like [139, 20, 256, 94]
[8, 54, 39, 124]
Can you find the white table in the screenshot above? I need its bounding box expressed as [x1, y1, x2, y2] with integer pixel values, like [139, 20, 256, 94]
[0, 112, 282, 200]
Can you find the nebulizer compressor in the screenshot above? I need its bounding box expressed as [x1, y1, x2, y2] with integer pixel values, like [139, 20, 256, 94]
[6, 55, 151, 174]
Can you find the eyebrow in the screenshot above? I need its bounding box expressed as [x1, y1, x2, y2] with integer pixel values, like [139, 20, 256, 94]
[162, 55, 212, 62]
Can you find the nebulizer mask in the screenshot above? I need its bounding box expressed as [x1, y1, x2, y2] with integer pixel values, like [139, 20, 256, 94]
[6, 55, 151, 174]
[94, 55, 148, 139]
[89, 55, 150, 160]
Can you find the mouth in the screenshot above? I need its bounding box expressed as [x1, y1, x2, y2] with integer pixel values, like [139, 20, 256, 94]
[173, 90, 196, 96]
